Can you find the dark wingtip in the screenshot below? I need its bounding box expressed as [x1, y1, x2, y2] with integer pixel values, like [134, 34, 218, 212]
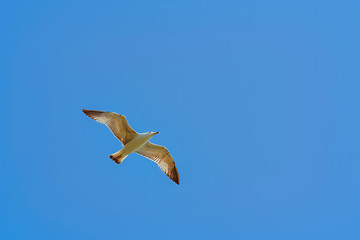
[82, 109, 99, 121]
[175, 176, 180, 185]
[82, 109, 90, 115]
[175, 166, 180, 185]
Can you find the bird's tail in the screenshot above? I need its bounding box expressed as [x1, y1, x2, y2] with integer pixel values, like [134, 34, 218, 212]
[109, 149, 127, 164]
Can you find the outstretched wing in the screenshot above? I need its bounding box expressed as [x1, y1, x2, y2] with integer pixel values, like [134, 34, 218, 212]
[82, 109, 137, 145]
[136, 142, 180, 184]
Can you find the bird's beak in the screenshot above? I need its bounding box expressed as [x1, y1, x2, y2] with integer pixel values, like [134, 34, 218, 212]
[154, 132, 159, 135]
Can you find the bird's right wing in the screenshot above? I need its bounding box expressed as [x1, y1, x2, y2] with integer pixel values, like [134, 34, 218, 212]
[136, 142, 180, 184]
[82, 109, 137, 145]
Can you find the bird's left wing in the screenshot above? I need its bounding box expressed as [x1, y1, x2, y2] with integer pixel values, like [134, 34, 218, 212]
[136, 142, 180, 184]
[82, 109, 137, 145]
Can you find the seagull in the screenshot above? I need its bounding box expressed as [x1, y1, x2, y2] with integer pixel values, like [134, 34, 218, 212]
[82, 109, 180, 184]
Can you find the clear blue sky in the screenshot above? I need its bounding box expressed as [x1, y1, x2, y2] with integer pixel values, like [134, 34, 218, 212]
[1, 0, 359, 239]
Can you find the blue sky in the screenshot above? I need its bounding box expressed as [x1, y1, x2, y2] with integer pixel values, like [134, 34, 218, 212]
[1, 0, 360, 239]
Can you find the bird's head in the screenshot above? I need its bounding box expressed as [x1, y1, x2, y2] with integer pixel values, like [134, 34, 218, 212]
[149, 131, 159, 136]
[143, 131, 159, 139]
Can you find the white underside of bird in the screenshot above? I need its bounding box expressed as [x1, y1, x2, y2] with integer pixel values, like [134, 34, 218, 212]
[82, 109, 180, 184]
[109, 132, 158, 164]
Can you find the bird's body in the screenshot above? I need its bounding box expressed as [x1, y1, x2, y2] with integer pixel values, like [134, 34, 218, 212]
[120, 133, 155, 156]
[109, 132, 157, 164]
[82, 109, 180, 184]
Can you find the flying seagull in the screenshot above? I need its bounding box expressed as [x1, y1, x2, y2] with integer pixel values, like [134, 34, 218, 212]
[82, 109, 180, 184]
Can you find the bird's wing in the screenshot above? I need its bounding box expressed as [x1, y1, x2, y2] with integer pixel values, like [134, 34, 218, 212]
[136, 142, 180, 184]
[82, 109, 137, 145]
